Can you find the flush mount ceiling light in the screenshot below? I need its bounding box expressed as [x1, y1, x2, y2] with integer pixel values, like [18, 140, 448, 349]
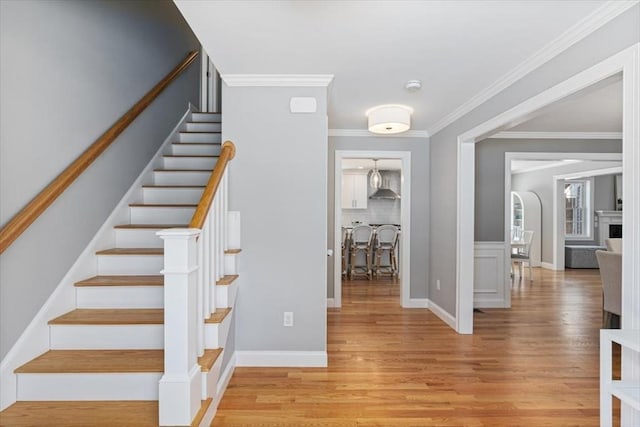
[366, 104, 413, 135]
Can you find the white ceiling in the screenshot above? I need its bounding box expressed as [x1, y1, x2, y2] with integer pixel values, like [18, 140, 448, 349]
[174, 0, 610, 134]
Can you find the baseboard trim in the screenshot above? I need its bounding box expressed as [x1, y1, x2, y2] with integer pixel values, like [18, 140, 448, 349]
[235, 351, 327, 367]
[215, 353, 235, 407]
[403, 298, 429, 308]
[427, 299, 456, 330]
[326, 298, 335, 308]
[541, 262, 563, 270]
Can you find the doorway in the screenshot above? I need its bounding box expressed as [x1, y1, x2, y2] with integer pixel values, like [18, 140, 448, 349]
[333, 150, 411, 308]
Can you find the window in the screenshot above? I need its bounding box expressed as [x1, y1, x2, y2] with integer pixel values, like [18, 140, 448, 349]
[564, 179, 592, 239]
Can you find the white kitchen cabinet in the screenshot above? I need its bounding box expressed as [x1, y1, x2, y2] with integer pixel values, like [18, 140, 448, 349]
[342, 173, 368, 209]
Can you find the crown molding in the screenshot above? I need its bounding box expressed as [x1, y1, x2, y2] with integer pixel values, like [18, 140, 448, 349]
[491, 131, 622, 140]
[427, 0, 639, 136]
[329, 129, 429, 138]
[221, 74, 334, 87]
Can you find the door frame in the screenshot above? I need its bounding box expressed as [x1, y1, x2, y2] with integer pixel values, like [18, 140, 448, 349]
[456, 43, 639, 335]
[333, 150, 411, 308]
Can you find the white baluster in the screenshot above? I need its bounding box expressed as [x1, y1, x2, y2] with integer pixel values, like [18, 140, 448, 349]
[208, 208, 217, 311]
[203, 217, 210, 318]
[196, 228, 204, 357]
[216, 192, 223, 279]
[157, 228, 202, 426]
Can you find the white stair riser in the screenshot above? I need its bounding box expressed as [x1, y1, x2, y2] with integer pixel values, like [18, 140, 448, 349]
[163, 156, 217, 170]
[224, 253, 239, 275]
[76, 286, 163, 309]
[130, 206, 195, 224]
[97, 255, 163, 275]
[142, 187, 204, 205]
[201, 352, 223, 400]
[115, 228, 165, 248]
[204, 315, 231, 349]
[185, 122, 221, 132]
[16, 373, 161, 400]
[178, 133, 221, 144]
[50, 325, 163, 350]
[215, 283, 237, 309]
[154, 171, 211, 186]
[191, 113, 221, 122]
[171, 143, 221, 156]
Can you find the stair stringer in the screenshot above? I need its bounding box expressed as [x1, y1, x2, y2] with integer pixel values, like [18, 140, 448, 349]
[0, 104, 197, 411]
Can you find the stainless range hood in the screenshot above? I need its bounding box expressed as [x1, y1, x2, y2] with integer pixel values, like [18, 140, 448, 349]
[369, 173, 400, 199]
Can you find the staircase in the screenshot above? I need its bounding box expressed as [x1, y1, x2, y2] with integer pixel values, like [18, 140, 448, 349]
[0, 112, 239, 426]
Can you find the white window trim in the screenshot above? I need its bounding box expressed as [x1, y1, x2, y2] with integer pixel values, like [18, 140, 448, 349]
[564, 177, 594, 241]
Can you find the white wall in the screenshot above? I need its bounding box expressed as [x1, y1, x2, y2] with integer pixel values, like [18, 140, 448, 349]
[0, 0, 200, 359]
[222, 84, 328, 354]
[429, 4, 640, 316]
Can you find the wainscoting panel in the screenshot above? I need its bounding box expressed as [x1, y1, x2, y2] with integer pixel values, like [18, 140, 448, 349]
[474, 242, 509, 308]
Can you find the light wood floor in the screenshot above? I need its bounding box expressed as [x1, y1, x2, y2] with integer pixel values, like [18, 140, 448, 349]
[213, 268, 620, 426]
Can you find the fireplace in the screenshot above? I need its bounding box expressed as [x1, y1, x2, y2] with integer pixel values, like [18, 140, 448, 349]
[609, 224, 622, 239]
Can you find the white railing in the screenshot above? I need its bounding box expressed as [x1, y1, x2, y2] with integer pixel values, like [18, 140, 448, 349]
[157, 141, 235, 426]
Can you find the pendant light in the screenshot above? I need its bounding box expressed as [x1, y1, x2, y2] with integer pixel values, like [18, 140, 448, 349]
[370, 159, 382, 189]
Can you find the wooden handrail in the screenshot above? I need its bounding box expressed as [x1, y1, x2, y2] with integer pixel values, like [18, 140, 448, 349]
[189, 141, 236, 229]
[0, 51, 199, 254]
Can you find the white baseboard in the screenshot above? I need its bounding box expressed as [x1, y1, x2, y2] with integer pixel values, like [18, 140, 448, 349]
[403, 298, 429, 308]
[427, 299, 456, 330]
[235, 351, 327, 367]
[0, 106, 195, 411]
[541, 262, 563, 270]
[326, 298, 335, 308]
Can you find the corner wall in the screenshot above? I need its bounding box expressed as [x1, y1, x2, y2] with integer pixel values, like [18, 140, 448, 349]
[0, 0, 200, 359]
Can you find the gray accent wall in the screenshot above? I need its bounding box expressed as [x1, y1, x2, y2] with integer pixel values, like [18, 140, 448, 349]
[328, 136, 430, 299]
[223, 85, 328, 353]
[429, 5, 639, 317]
[474, 139, 622, 262]
[510, 161, 621, 263]
[0, 0, 199, 358]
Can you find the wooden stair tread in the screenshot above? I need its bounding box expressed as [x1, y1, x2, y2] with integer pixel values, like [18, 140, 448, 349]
[216, 274, 239, 286]
[224, 248, 242, 255]
[95, 248, 163, 256]
[75, 275, 163, 287]
[129, 203, 198, 207]
[49, 309, 163, 325]
[205, 308, 232, 324]
[191, 398, 213, 427]
[113, 223, 188, 229]
[15, 350, 165, 373]
[0, 401, 159, 426]
[198, 348, 223, 372]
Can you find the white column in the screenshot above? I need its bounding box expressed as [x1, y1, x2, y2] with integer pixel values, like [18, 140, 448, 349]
[157, 228, 202, 426]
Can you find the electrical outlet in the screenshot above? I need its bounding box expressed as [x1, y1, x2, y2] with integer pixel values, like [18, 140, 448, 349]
[436, 279, 441, 290]
[283, 311, 294, 327]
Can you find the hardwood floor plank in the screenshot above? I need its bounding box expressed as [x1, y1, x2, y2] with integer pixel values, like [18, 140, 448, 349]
[213, 269, 620, 426]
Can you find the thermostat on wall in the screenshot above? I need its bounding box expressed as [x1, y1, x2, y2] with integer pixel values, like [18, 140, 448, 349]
[290, 97, 317, 113]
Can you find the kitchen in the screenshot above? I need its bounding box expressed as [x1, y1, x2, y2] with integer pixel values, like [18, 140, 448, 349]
[341, 158, 402, 282]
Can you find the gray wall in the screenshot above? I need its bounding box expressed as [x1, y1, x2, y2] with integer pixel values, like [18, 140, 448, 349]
[511, 162, 621, 262]
[328, 136, 430, 299]
[429, 5, 640, 316]
[0, 0, 200, 358]
[474, 139, 622, 261]
[223, 85, 328, 352]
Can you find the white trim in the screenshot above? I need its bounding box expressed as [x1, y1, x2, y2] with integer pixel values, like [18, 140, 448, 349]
[333, 150, 412, 308]
[234, 351, 328, 367]
[473, 241, 509, 308]
[0, 106, 196, 411]
[541, 262, 560, 270]
[492, 131, 623, 140]
[329, 129, 429, 138]
[456, 44, 639, 341]
[426, 299, 457, 329]
[326, 298, 336, 308]
[428, 1, 638, 136]
[221, 74, 334, 87]
[404, 298, 429, 308]
[215, 354, 236, 407]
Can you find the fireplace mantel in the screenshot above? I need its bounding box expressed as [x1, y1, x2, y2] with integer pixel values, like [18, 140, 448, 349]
[596, 210, 622, 245]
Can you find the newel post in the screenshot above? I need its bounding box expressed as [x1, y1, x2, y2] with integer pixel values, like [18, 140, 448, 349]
[157, 228, 202, 426]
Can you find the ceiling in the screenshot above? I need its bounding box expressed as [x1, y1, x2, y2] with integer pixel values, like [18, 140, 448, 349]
[174, 0, 611, 134]
[342, 159, 401, 171]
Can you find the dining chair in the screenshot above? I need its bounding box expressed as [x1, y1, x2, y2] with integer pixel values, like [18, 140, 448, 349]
[511, 230, 534, 282]
[596, 250, 622, 328]
[349, 225, 374, 280]
[373, 225, 399, 278]
[341, 227, 350, 279]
